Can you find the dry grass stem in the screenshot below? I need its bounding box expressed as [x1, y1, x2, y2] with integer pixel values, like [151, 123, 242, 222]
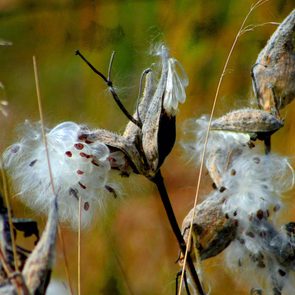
[78, 196, 82, 295]
[178, 0, 270, 293]
[33, 56, 73, 294]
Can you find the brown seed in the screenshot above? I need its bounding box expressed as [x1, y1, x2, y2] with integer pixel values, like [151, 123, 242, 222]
[219, 186, 226, 193]
[230, 169, 236, 176]
[65, 151, 72, 157]
[259, 231, 267, 238]
[78, 182, 86, 190]
[246, 231, 255, 238]
[278, 269, 286, 277]
[78, 134, 87, 141]
[91, 160, 100, 167]
[80, 152, 92, 159]
[74, 143, 84, 150]
[69, 188, 79, 200]
[257, 261, 266, 268]
[212, 182, 218, 190]
[11, 145, 20, 153]
[29, 159, 38, 167]
[256, 209, 264, 220]
[253, 157, 260, 164]
[84, 202, 90, 211]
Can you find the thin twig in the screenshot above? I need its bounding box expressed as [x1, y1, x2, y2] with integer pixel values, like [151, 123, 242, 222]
[177, 0, 270, 293]
[107, 51, 115, 81]
[176, 270, 191, 295]
[58, 226, 74, 295]
[78, 197, 82, 295]
[33, 57, 55, 194]
[152, 171, 205, 295]
[240, 21, 279, 36]
[33, 56, 73, 294]
[75, 50, 141, 128]
[0, 244, 13, 276]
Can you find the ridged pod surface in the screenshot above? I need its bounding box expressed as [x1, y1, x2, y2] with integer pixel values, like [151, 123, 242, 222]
[252, 9, 295, 113]
[211, 109, 284, 135]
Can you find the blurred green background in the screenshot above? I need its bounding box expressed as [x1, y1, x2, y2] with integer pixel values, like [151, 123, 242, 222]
[0, 0, 294, 294]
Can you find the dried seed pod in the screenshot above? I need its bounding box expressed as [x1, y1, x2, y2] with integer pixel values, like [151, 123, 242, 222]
[0, 192, 55, 294]
[81, 128, 144, 175]
[181, 192, 237, 262]
[211, 109, 284, 138]
[123, 71, 154, 141]
[141, 46, 172, 175]
[141, 45, 188, 175]
[78, 45, 187, 179]
[252, 9, 295, 114]
[22, 197, 58, 294]
[250, 288, 263, 295]
[206, 147, 243, 189]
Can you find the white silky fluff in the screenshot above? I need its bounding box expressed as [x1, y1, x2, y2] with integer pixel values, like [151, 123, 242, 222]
[183, 115, 294, 223]
[154, 45, 189, 115]
[182, 115, 250, 178]
[2, 121, 111, 229]
[182, 115, 295, 292]
[46, 280, 69, 295]
[222, 152, 293, 225]
[164, 57, 189, 115]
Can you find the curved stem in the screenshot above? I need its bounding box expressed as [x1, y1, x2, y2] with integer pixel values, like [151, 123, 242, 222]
[151, 171, 205, 295]
[75, 50, 141, 128]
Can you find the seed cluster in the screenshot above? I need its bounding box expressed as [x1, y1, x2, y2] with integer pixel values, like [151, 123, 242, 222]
[3, 121, 111, 228]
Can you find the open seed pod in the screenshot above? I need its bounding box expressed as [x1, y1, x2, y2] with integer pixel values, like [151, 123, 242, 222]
[211, 108, 284, 139]
[252, 9, 295, 114]
[141, 45, 188, 176]
[211, 108, 284, 153]
[82, 45, 188, 179]
[0, 193, 58, 294]
[180, 192, 237, 262]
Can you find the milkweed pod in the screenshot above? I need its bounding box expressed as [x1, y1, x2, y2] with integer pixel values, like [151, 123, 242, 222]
[22, 197, 58, 294]
[181, 191, 237, 261]
[142, 45, 188, 175]
[80, 128, 141, 176]
[123, 70, 154, 142]
[252, 9, 295, 113]
[211, 108, 284, 136]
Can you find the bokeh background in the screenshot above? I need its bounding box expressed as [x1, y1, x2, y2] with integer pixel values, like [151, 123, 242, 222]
[0, 0, 294, 294]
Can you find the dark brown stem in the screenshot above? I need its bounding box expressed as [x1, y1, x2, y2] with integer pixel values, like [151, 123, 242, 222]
[152, 171, 205, 295]
[75, 50, 141, 128]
